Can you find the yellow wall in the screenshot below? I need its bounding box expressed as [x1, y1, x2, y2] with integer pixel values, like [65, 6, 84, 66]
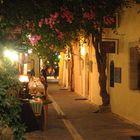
[59, 4, 140, 126]
[88, 37, 102, 105]
[28, 53, 40, 77]
[58, 51, 69, 89]
[58, 52, 65, 86]
[105, 4, 140, 125]
[72, 36, 102, 105]
[73, 42, 82, 95]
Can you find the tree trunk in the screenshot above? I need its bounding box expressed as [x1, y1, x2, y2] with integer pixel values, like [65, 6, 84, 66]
[69, 46, 74, 91]
[92, 33, 110, 106]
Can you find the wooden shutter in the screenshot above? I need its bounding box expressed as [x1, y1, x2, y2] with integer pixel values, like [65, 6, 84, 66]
[129, 47, 140, 90]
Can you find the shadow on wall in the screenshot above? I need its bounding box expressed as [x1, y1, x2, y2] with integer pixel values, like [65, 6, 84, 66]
[131, 136, 140, 140]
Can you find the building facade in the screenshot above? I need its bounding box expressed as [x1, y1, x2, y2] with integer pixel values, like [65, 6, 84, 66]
[105, 4, 140, 126]
[59, 3, 140, 126]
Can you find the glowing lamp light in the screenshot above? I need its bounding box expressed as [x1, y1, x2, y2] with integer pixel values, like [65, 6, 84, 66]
[27, 34, 31, 38]
[58, 54, 61, 59]
[28, 49, 32, 54]
[19, 75, 29, 83]
[25, 53, 28, 56]
[80, 46, 86, 56]
[4, 50, 18, 61]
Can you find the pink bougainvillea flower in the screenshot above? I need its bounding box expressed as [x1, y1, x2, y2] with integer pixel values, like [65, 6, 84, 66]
[29, 34, 41, 46]
[54, 28, 64, 40]
[53, 12, 59, 19]
[44, 12, 59, 29]
[57, 31, 64, 40]
[38, 18, 44, 27]
[45, 18, 49, 25]
[103, 16, 115, 25]
[61, 7, 74, 23]
[83, 10, 95, 20]
[49, 44, 54, 50]
[55, 28, 59, 33]
[26, 21, 35, 29]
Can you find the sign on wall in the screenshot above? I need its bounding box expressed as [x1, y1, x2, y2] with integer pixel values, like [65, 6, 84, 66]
[114, 67, 121, 83]
[103, 13, 119, 28]
[102, 39, 118, 54]
[129, 47, 140, 90]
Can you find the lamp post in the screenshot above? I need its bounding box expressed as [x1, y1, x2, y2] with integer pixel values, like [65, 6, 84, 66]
[19, 75, 30, 99]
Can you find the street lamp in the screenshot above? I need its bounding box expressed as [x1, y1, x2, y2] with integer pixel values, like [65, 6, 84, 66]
[19, 75, 29, 83]
[3, 49, 18, 62]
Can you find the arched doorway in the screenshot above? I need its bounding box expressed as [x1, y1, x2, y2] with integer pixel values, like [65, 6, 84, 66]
[110, 61, 114, 87]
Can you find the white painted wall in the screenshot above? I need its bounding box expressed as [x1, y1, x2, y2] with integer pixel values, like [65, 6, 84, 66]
[73, 42, 82, 95]
[59, 4, 140, 126]
[88, 37, 102, 105]
[72, 36, 102, 105]
[105, 4, 140, 125]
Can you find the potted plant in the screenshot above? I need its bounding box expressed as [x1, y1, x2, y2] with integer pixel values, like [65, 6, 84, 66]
[0, 55, 26, 140]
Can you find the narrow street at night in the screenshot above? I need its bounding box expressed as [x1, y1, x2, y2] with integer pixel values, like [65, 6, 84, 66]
[1, 1, 140, 140]
[25, 82, 140, 140]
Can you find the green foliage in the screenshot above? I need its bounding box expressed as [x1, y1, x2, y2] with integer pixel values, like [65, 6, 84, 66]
[0, 57, 26, 140]
[0, 0, 133, 57]
[0, 0, 134, 106]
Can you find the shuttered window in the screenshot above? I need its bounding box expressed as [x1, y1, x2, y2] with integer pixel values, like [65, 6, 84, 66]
[129, 47, 140, 90]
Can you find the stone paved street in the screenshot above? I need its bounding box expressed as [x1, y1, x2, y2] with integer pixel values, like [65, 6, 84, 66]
[25, 82, 140, 140]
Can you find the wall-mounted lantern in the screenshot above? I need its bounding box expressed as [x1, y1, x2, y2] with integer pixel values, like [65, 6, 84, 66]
[80, 44, 86, 56]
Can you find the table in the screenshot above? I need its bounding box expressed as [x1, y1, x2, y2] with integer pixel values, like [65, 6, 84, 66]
[20, 101, 39, 132]
[20, 99, 48, 132]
